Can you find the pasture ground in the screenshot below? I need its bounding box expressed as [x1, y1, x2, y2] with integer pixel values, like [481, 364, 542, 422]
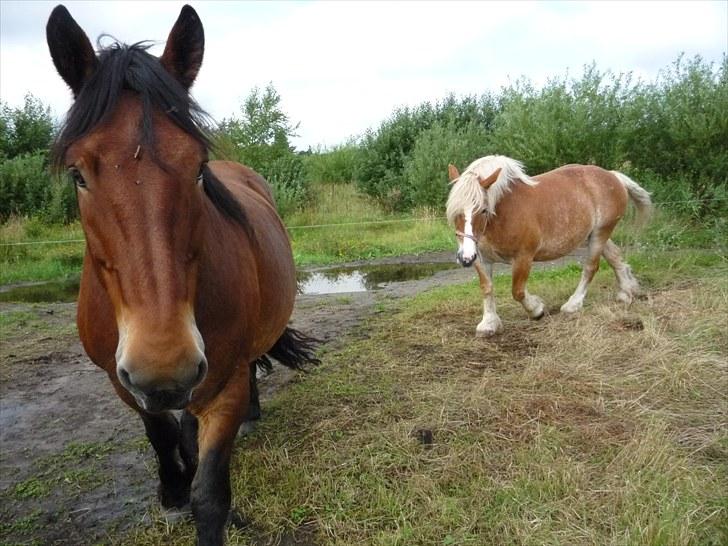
[1, 248, 725, 545]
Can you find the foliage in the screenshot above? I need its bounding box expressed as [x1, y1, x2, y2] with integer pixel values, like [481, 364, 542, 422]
[351, 54, 726, 220]
[217, 84, 311, 216]
[401, 121, 490, 209]
[354, 94, 498, 210]
[0, 94, 55, 160]
[0, 152, 76, 223]
[488, 64, 633, 173]
[303, 142, 361, 184]
[619, 54, 728, 219]
[265, 154, 308, 217]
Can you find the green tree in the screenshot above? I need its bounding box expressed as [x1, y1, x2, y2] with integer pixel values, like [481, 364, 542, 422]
[0, 94, 54, 159]
[217, 84, 310, 216]
[218, 83, 299, 172]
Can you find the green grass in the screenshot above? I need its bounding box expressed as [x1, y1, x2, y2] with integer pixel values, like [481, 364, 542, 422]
[0, 217, 84, 285]
[117, 250, 727, 545]
[287, 182, 452, 266]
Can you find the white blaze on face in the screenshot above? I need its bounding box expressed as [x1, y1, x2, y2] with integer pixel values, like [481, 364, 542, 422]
[461, 209, 478, 262]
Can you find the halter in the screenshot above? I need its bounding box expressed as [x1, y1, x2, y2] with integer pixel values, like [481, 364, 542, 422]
[455, 230, 480, 245]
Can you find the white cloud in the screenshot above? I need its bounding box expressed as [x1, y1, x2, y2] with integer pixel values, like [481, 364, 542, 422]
[1, 0, 725, 149]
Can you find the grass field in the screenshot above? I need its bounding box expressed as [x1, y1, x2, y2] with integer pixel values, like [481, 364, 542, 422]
[116, 249, 727, 546]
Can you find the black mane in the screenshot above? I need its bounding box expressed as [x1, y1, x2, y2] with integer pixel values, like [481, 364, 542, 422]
[52, 40, 251, 235]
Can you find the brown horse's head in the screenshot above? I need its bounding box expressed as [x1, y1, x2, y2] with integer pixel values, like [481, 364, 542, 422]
[46, 5, 235, 412]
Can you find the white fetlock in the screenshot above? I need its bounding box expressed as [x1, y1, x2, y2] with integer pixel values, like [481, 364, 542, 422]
[560, 299, 583, 314]
[524, 294, 545, 319]
[476, 314, 503, 337]
[617, 290, 633, 304]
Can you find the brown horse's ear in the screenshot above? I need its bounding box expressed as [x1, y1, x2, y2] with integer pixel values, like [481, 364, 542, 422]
[160, 5, 205, 89]
[448, 164, 460, 184]
[478, 168, 502, 189]
[46, 5, 98, 97]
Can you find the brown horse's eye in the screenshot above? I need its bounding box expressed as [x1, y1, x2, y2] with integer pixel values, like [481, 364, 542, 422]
[197, 164, 206, 185]
[68, 168, 87, 188]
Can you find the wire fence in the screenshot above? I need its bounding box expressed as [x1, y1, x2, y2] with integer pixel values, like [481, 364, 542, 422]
[0, 196, 725, 247]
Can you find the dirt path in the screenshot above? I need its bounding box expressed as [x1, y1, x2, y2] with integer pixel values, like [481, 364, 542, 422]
[0, 251, 581, 545]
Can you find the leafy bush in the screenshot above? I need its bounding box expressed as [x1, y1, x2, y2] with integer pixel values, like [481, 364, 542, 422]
[1, 94, 55, 160]
[265, 154, 309, 218]
[216, 84, 311, 216]
[489, 65, 635, 174]
[303, 143, 361, 184]
[401, 122, 490, 209]
[354, 95, 498, 209]
[0, 152, 76, 223]
[620, 55, 728, 218]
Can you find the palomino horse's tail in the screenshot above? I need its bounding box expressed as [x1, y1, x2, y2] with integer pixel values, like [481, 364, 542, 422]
[254, 327, 321, 372]
[611, 171, 652, 226]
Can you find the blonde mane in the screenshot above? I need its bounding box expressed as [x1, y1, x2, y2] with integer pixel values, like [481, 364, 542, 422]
[446, 155, 538, 225]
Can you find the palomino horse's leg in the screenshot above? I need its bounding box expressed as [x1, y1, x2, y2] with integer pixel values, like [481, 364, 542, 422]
[140, 412, 194, 508]
[601, 239, 640, 304]
[191, 360, 250, 546]
[561, 231, 611, 313]
[474, 259, 503, 336]
[511, 255, 545, 319]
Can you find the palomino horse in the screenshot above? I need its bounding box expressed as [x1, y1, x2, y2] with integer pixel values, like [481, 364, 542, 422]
[46, 5, 318, 544]
[446, 155, 651, 336]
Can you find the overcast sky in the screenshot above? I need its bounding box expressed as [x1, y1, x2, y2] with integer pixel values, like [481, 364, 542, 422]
[1, 1, 725, 149]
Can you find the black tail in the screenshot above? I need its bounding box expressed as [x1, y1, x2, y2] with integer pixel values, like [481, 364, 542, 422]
[254, 327, 321, 373]
[247, 327, 321, 422]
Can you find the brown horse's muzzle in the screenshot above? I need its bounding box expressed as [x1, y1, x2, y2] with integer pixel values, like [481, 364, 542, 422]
[115, 315, 208, 412]
[117, 358, 207, 412]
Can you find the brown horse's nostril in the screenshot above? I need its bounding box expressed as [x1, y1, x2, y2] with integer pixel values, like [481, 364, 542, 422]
[118, 367, 131, 387]
[195, 359, 207, 385]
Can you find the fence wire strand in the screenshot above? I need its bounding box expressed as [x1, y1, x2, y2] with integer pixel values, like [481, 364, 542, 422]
[1, 196, 725, 247]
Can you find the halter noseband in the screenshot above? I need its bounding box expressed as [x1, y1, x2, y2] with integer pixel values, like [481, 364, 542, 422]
[455, 230, 480, 244]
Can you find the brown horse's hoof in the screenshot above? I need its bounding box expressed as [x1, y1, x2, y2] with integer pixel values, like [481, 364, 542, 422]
[228, 509, 249, 529]
[159, 483, 191, 509]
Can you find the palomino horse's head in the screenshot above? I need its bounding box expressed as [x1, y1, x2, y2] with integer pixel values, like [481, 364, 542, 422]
[445, 163, 501, 267]
[47, 5, 223, 412]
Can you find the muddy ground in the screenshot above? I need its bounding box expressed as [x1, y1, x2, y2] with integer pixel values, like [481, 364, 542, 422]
[0, 252, 580, 545]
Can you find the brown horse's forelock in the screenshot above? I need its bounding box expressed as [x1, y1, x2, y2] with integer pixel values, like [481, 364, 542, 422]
[52, 40, 252, 236]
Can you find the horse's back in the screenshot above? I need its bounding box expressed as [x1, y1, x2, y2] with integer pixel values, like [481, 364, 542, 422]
[532, 164, 629, 220]
[489, 164, 629, 261]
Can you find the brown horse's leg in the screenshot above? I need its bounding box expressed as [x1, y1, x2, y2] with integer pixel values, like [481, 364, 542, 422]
[511, 255, 545, 319]
[561, 231, 610, 313]
[602, 239, 640, 303]
[107, 374, 194, 508]
[191, 362, 250, 546]
[474, 259, 503, 336]
[140, 412, 194, 508]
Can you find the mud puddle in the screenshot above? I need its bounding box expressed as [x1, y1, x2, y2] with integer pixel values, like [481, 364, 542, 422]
[297, 262, 458, 295]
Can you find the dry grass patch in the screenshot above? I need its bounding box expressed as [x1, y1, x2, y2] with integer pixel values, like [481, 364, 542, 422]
[120, 252, 727, 545]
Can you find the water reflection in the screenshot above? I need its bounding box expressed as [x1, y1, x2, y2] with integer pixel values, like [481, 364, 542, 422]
[297, 262, 458, 295]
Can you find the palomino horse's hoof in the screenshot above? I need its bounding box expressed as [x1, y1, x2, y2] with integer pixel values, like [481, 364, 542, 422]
[475, 324, 503, 337]
[617, 291, 633, 304]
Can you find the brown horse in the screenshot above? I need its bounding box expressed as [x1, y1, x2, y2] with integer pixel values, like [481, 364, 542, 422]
[446, 155, 651, 336]
[46, 5, 318, 544]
